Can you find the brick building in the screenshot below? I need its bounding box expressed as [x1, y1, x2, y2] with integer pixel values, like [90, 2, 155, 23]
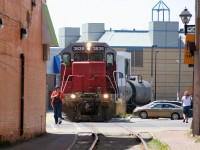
[0, 0, 58, 143]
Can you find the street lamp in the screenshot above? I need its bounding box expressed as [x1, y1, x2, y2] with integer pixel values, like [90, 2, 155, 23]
[179, 7, 193, 35]
[154, 51, 159, 101]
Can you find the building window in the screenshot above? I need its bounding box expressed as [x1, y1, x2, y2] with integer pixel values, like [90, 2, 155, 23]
[131, 50, 143, 67]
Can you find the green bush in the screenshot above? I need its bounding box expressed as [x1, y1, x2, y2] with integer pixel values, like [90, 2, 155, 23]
[147, 138, 169, 150]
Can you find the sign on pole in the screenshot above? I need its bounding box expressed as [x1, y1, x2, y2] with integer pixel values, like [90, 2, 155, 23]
[184, 34, 195, 64]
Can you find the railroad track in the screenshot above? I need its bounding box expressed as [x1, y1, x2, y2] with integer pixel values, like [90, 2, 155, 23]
[116, 124, 148, 150]
[67, 123, 99, 150]
[67, 122, 148, 150]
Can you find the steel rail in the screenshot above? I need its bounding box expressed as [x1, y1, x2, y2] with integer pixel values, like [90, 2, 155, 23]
[83, 123, 99, 150]
[66, 134, 78, 150]
[67, 123, 99, 150]
[89, 132, 98, 150]
[118, 124, 148, 150]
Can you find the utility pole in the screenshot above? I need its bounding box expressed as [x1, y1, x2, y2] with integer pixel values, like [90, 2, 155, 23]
[154, 51, 159, 101]
[193, 0, 200, 136]
[178, 36, 182, 101]
[151, 45, 157, 101]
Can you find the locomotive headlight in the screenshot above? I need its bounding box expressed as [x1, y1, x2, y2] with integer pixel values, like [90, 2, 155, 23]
[103, 93, 109, 99]
[71, 94, 76, 99]
[86, 42, 91, 51]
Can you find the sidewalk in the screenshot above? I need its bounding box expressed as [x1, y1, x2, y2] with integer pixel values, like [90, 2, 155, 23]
[151, 130, 200, 150]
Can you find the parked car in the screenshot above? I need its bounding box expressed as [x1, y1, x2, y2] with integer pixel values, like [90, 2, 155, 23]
[147, 100, 193, 117]
[133, 103, 183, 120]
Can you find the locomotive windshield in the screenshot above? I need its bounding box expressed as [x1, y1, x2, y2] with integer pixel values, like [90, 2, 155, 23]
[74, 53, 103, 61]
[89, 53, 103, 61]
[74, 53, 88, 61]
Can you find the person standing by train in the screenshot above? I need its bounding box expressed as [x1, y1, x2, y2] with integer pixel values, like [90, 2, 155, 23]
[51, 85, 64, 124]
[181, 91, 192, 123]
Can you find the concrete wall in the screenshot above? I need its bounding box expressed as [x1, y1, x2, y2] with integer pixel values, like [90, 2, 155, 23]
[149, 22, 179, 47]
[81, 23, 105, 41]
[0, 0, 46, 143]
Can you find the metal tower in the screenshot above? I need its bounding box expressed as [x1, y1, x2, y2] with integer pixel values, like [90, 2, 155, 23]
[152, 0, 170, 22]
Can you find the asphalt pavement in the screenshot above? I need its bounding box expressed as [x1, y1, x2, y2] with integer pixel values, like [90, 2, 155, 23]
[2, 133, 75, 150]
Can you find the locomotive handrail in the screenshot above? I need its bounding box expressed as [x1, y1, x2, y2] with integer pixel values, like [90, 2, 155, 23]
[62, 74, 116, 100]
[62, 75, 85, 93]
[113, 71, 119, 99]
[94, 75, 117, 101]
[61, 63, 67, 92]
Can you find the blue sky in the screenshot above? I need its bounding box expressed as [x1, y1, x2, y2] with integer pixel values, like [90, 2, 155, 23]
[46, 0, 195, 37]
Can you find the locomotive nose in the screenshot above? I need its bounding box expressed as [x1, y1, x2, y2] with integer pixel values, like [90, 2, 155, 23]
[72, 61, 106, 93]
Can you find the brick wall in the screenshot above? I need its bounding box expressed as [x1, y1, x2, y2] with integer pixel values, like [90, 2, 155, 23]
[0, 0, 46, 143]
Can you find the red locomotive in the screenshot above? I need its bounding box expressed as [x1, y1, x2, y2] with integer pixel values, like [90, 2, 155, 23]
[59, 42, 118, 121]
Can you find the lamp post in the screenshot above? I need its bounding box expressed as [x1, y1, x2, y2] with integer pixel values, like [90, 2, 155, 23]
[154, 51, 159, 101]
[179, 7, 193, 35]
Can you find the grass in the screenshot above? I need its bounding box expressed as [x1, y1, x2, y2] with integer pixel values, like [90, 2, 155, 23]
[195, 137, 200, 143]
[114, 114, 133, 118]
[147, 138, 169, 150]
[187, 130, 200, 143]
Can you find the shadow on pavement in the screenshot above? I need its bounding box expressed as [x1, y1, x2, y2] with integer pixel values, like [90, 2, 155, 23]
[1, 132, 75, 150]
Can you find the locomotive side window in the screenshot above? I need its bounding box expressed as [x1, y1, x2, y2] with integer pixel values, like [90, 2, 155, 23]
[89, 53, 103, 61]
[106, 53, 114, 66]
[74, 53, 88, 61]
[63, 53, 70, 66]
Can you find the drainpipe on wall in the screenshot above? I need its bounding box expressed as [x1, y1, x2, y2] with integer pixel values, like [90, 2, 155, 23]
[20, 53, 24, 136]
